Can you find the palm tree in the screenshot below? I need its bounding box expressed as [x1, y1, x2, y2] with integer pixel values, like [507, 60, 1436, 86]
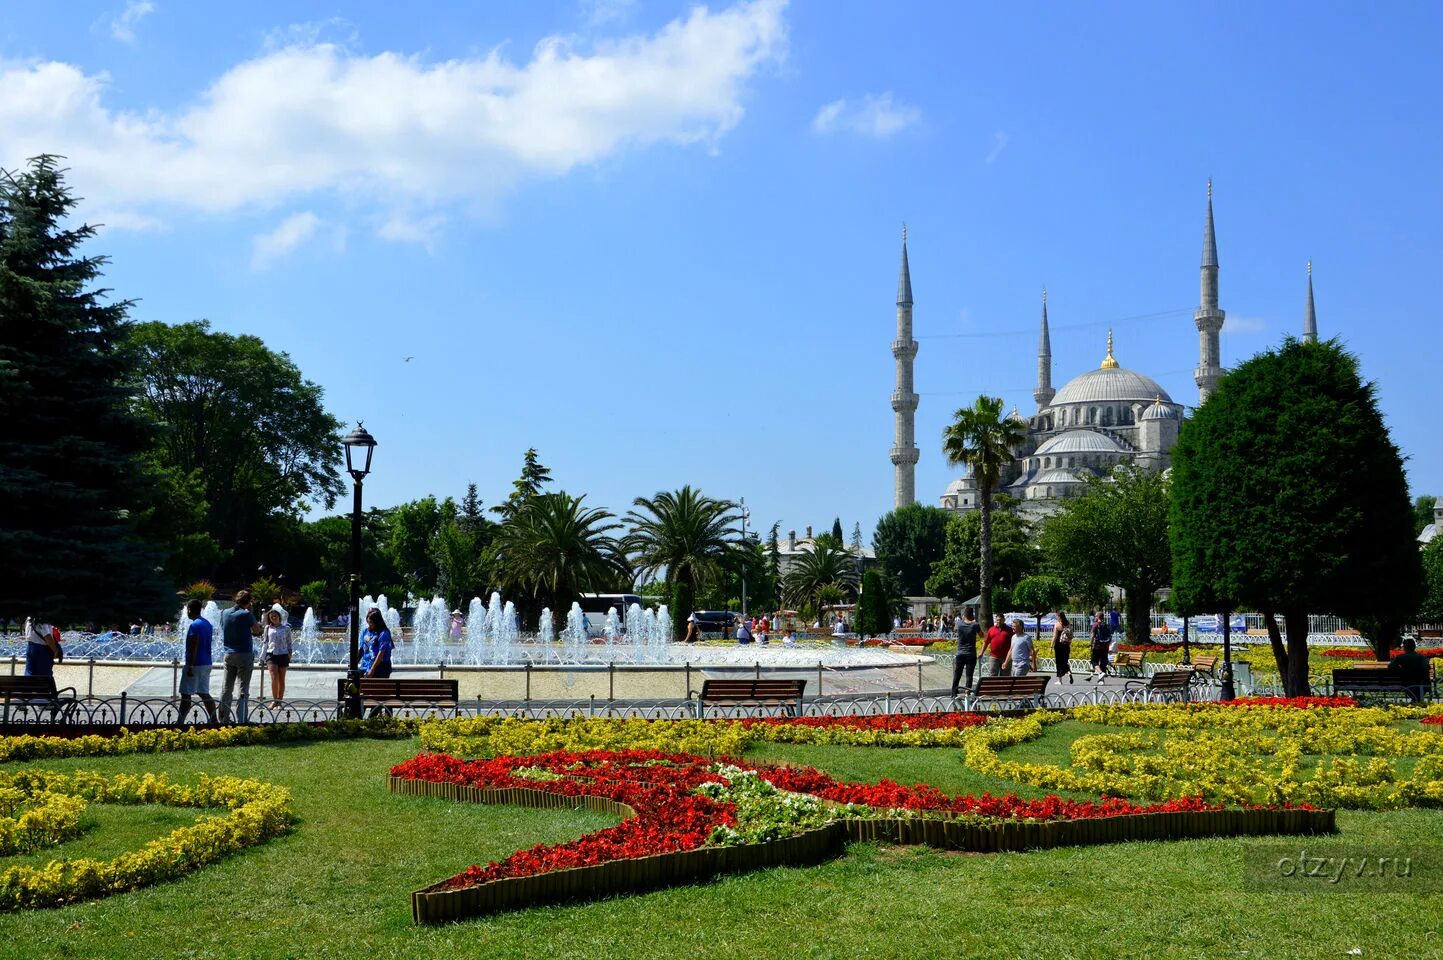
[941, 395, 1028, 631]
[491, 492, 629, 615]
[622, 487, 740, 630]
[782, 538, 859, 617]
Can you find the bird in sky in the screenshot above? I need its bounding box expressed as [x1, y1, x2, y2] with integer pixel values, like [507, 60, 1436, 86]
[402, 356, 415, 362]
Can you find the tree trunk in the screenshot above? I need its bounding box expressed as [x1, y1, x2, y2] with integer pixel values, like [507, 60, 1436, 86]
[1284, 609, 1312, 697]
[1263, 610, 1288, 681]
[978, 482, 994, 631]
[1124, 588, 1151, 646]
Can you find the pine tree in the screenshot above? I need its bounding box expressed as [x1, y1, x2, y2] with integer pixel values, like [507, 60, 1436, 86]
[0, 156, 172, 623]
[493, 448, 553, 520]
[831, 517, 844, 543]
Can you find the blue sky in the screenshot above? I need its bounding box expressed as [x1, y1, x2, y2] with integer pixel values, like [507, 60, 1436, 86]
[3, 0, 1439, 542]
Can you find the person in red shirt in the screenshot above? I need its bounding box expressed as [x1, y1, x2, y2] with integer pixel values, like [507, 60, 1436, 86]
[983, 613, 1011, 678]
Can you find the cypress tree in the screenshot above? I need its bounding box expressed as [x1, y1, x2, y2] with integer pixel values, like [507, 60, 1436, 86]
[0, 156, 172, 625]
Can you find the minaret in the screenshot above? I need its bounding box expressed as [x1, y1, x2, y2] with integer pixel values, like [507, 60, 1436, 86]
[1304, 261, 1318, 343]
[1034, 288, 1055, 410]
[1193, 180, 1226, 403]
[890, 226, 919, 508]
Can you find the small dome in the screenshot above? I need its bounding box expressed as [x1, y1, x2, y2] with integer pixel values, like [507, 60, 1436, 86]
[1035, 430, 1125, 455]
[1052, 367, 1172, 406]
[1033, 468, 1087, 485]
[1142, 400, 1178, 421]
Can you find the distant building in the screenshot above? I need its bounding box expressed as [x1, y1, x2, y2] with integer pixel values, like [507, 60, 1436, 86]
[927, 182, 1320, 517]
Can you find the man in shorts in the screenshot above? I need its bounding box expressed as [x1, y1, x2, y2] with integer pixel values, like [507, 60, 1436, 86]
[179, 598, 217, 724]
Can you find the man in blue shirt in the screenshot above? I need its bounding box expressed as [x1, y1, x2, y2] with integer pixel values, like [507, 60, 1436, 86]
[218, 590, 260, 723]
[179, 598, 217, 724]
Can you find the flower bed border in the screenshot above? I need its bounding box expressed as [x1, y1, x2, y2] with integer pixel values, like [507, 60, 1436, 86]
[388, 776, 1334, 925]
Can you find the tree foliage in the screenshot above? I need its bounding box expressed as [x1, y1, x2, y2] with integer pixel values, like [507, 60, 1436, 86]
[872, 503, 951, 596]
[855, 569, 893, 637]
[622, 487, 739, 609]
[0, 156, 173, 623]
[491, 492, 628, 616]
[1170, 339, 1423, 695]
[126, 319, 344, 573]
[940, 396, 1027, 630]
[782, 539, 859, 612]
[492, 448, 552, 521]
[925, 509, 1034, 603]
[1418, 537, 1443, 625]
[1039, 465, 1171, 645]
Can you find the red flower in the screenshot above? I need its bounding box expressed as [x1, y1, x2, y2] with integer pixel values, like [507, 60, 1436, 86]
[1218, 696, 1359, 708]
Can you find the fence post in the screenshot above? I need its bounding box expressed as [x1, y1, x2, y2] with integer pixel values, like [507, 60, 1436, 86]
[608, 663, 615, 702]
[171, 659, 180, 698]
[589, 693, 596, 717]
[817, 662, 823, 699]
[88, 658, 95, 697]
[917, 661, 923, 692]
[684, 662, 692, 700]
[8, 656, 15, 676]
[524, 662, 531, 702]
[118, 691, 128, 726]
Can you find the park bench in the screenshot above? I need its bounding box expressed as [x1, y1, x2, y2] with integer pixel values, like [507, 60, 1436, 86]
[973, 675, 1050, 708]
[1124, 669, 1193, 703]
[1189, 655, 1219, 677]
[336, 678, 459, 716]
[0, 676, 78, 723]
[1331, 667, 1430, 703]
[698, 679, 806, 717]
[1111, 651, 1146, 677]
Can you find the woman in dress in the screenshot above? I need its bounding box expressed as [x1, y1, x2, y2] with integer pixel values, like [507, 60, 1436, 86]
[1052, 609, 1074, 684]
[360, 608, 394, 679]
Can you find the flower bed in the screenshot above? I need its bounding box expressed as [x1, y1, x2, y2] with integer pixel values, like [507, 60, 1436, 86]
[959, 704, 1443, 809]
[418, 713, 992, 759]
[0, 788, 86, 855]
[392, 747, 1332, 923]
[1222, 696, 1359, 708]
[0, 770, 292, 910]
[1321, 647, 1443, 659]
[0, 718, 417, 764]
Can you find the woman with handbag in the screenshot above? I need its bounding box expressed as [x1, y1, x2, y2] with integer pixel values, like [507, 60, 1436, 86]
[261, 607, 293, 706]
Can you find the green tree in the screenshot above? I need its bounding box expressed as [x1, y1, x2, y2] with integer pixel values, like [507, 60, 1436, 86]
[872, 503, 951, 595]
[491, 492, 628, 616]
[1171, 339, 1423, 695]
[1010, 575, 1070, 641]
[126, 319, 344, 574]
[782, 539, 859, 613]
[299, 580, 328, 616]
[1038, 466, 1171, 646]
[433, 520, 489, 610]
[386, 495, 456, 597]
[1414, 495, 1438, 538]
[925, 509, 1034, 603]
[1420, 537, 1443, 624]
[0, 156, 173, 623]
[855, 569, 893, 638]
[940, 396, 1028, 630]
[492, 448, 553, 521]
[831, 517, 844, 543]
[623, 487, 739, 633]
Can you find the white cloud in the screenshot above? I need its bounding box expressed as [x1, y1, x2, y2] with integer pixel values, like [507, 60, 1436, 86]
[810, 92, 918, 138]
[110, 1, 155, 45]
[985, 130, 1009, 163]
[1, 0, 787, 234]
[583, 0, 638, 26]
[251, 211, 322, 270]
[377, 210, 447, 250]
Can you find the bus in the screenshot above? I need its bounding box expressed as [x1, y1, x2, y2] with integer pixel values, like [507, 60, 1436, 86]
[578, 593, 644, 636]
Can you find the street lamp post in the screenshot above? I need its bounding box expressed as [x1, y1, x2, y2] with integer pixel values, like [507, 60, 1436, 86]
[1181, 615, 1191, 665]
[341, 423, 377, 719]
[1220, 609, 1235, 702]
[739, 498, 750, 619]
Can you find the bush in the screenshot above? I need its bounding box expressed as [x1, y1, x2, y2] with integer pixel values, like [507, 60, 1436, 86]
[249, 576, 282, 608]
[300, 580, 328, 616]
[182, 580, 216, 603]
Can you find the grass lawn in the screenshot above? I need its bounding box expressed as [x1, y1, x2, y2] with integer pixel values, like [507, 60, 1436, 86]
[1, 730, 1438, 959]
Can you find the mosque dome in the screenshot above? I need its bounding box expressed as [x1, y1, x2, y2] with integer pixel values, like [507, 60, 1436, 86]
[1051, 330, 1172, 407]
[1141, 398, 1179, 420]
[1032, 468, 1087, 486]
[1035, 430, 1126, 455]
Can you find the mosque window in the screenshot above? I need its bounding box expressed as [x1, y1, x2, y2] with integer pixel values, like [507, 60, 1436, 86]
[1087, 407, 1097, 424]
[1102, 407, 1114, 427]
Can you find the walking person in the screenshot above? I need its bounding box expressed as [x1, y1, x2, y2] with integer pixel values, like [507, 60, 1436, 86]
[951, 606, 981, 697]
[23, 617, 63, 678]
[1088, 610, 1112, 682]
[982, 613, 1011, 680]
[178, 599, 217, 724]
[260, 607, 293, 706]
[736, 618, 755, 645]
[1052, 610, 1074, 684]
[1001, 618, 1037, 677]
[218, 590, 260, 723]
[683, 612, 701, 644]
